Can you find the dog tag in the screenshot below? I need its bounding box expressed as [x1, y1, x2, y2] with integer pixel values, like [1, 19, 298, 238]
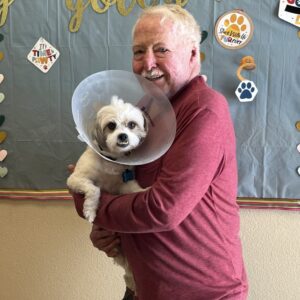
[0, 149, 7, 161]
[0, 166, 8, 178]
[235, 80, 258, 102]
[122, 169, 135, 182]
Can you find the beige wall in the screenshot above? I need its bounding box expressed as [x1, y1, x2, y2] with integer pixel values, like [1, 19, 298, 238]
[240, 209, 300, 300]
[0, 199, 124, 300]
[0, 199, 300, 300]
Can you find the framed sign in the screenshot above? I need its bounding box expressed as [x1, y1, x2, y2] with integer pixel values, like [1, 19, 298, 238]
[278, 0, 300, 28]
[214, 10, 254, 49]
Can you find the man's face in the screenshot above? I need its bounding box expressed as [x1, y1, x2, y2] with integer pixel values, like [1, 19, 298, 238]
[132, 16, 196, 98]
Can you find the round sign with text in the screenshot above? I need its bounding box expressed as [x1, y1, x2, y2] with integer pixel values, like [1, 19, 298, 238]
[215, 10, 254, 50]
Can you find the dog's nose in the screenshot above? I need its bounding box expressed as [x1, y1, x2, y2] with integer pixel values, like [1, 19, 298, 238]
[118, 133, 128, 142]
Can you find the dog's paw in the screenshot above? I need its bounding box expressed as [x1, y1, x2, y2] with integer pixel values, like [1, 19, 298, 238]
[83, 208, 96, 223]
[82, 186, 100, 223]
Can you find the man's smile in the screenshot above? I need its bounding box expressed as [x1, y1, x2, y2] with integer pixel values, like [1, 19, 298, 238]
[145, 74, 164, 81]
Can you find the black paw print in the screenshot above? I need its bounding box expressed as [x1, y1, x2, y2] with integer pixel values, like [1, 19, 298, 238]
[237, 81, 255, 100]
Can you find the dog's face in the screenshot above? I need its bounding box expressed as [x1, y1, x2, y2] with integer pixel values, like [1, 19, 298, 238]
[93, 96, 148, 157]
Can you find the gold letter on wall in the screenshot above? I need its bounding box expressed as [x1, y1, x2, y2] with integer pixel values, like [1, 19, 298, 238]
[163, 0, 188, 6]
[66, 0, 90, 33]
[0, 0, 14, 27]
[91, 0, 114, 14]
[116, 0, 136, 16]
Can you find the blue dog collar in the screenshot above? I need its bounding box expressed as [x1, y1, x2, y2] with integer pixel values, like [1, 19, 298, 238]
[122, 169, 135, 183]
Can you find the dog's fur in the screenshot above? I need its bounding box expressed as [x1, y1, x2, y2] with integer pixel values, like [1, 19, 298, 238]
[67, 95, 148, 292]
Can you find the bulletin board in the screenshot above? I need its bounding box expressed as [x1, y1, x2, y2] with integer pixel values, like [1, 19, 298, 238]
[0, 0, 299, 209]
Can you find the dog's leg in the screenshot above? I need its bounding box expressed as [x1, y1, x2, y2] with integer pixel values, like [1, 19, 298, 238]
[82, 184, 100, 223]
[119, 180, 146, 194]
[114, 255, 136, 292]
[67, 174, 100, 223]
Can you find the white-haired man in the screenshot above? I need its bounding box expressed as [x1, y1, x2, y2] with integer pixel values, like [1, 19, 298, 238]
[73, 4, 248, 300]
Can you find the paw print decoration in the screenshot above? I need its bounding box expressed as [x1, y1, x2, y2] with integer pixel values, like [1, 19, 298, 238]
[235, 80, 258, 102]
[215, 10, 254, 49]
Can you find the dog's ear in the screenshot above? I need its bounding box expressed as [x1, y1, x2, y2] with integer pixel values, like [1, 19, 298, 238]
[143, 114, 149, 134]
[92, 120, 106, 151]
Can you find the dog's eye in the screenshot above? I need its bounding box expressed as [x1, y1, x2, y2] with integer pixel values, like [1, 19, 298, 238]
[107, 122, 116, 130]
[127, 121, 136, 129]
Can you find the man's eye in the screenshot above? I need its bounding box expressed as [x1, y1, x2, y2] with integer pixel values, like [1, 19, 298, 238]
[127, 121, 136, 129]
[133, 50, 144, 60]
[107, 122, 116, 130]
[158, 47, 168, 53]
[154, 47, 169, 57]
[134, 50, 143, 55]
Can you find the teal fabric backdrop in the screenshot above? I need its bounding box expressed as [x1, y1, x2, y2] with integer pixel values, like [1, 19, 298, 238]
[0, 0, 299, 199]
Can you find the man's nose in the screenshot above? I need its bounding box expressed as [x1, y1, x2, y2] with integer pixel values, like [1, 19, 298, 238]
[143, 50, 157, 70]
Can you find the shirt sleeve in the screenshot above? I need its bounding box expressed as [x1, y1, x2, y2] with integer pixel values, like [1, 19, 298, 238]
[94, 107, 224, 233]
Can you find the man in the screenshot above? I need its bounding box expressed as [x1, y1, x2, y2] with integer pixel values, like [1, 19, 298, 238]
[73, 4, 248, 300]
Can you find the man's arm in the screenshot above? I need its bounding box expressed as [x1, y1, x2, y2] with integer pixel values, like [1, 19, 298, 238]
[73, 107, 223, 233]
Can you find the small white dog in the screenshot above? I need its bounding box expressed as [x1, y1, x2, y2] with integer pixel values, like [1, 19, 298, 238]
[67, 95, 148, 292]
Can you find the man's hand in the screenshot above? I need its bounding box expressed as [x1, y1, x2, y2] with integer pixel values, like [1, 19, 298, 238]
[90, 224, 121, 257]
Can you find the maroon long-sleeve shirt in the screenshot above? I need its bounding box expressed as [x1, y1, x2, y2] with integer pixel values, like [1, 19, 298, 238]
[73, 76, 248, 299]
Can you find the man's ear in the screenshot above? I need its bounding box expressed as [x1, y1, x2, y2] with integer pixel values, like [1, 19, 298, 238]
[190, 47, 198, 61]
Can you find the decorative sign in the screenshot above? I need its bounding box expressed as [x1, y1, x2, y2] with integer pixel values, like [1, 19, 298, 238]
[200, 30, 208, 44]
[27, 37, 60, 73]
[0, 149, 7, 161]
[278, 0, 300, 28]
[200, 30, 208, 62]
[0, 166, 8, 178]
[0, 115, 5, 126]
[0, 131, 7, 143]
[295, 120, 300, 131]
[235, 80, 258, 102]
[215, 10, 254, 49]
[0, 93, 5, 103]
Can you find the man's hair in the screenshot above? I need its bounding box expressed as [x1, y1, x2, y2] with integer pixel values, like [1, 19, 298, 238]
[132, 4, 201, 55]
